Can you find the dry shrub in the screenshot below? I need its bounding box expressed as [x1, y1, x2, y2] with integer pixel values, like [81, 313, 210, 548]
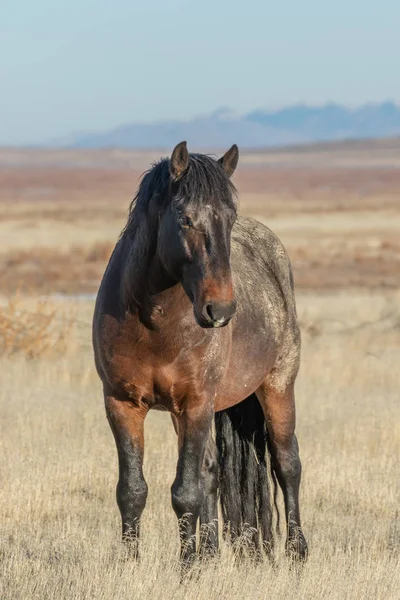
[0, 294, 75, 358]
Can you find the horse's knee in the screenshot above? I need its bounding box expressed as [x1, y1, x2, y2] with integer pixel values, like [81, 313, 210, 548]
[171, 481, 203, 519]
[117, 477, 148, 517]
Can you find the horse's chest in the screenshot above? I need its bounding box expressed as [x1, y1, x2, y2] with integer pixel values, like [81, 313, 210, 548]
[120, 363, 189, 414]
[103, 318, 222, 411]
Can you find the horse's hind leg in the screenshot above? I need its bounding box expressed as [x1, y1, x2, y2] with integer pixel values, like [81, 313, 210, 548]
[199, 433, 219, 556]
[256, 381, 308, 561]
[106, 394, 149, 558]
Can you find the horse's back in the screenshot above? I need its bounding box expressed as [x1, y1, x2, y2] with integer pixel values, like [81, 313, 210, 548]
[231, 215, 297, 324]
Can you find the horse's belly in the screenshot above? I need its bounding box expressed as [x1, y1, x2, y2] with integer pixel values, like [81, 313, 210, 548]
[215, 365, 271, 411]
[214, 328, 279, 411]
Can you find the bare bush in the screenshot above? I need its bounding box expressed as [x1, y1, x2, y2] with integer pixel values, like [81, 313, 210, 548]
[0, 294, 75, 358]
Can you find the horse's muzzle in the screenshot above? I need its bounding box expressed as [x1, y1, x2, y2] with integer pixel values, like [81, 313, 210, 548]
[200, 299, 237, 328]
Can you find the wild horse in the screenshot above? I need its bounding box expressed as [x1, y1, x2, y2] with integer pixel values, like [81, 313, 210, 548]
[92, 142, 308, 566]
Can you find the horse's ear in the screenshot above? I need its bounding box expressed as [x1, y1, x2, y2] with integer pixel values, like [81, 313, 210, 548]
[218, 144, 239, 177]
[170, 141, 190, 181]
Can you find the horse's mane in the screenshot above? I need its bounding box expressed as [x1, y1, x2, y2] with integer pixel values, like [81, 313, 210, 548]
[120, 153, 237, 311]
[122, 153, 237, 238]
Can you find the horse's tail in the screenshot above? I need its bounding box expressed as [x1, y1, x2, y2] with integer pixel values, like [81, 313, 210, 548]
[215, 393, 277, 554]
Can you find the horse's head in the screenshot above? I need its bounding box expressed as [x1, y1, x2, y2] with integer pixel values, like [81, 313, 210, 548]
[158, 141, 239, 328]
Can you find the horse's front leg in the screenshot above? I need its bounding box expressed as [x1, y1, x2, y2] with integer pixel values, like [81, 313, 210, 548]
[171, 414, 219, 559]
[105, 394, 149, 559]
[171, 399, 214, 568]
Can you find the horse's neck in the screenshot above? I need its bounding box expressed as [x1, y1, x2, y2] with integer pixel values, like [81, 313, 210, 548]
[146, 252, 176, 297]
[131, 252, 185, 327]
[122, 230, 182, 318]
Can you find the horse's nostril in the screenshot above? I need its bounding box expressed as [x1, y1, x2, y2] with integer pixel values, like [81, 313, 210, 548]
[205, 304, 214, 321]
[201, 301, 236, 326]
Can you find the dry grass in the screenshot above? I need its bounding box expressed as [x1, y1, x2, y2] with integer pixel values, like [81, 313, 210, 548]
[0, 295, 76, 358]
[0, 293, 399, 599]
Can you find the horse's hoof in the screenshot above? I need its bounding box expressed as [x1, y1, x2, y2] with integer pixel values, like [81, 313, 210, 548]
[285, 530, 308, 563]
[199, 545, 220, 563]
[179, 557, 200, 584]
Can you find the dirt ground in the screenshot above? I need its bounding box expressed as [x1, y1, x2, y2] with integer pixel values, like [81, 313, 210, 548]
[0, 141, 399, 599]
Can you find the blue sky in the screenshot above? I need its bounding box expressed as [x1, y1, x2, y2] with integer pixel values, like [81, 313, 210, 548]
[1, 0, 399, 144]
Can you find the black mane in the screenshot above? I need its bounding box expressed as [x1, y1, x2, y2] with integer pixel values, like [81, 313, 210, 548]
[122, 153, 237, 237]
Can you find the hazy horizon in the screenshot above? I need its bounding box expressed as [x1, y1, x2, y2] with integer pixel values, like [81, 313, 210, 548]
[2, 0, 400, 145]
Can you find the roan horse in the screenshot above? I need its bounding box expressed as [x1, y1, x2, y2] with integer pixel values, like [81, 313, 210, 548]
[92, 142, 308, 567]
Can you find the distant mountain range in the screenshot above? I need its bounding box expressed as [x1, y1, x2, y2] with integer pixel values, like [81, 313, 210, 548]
[64, 102, 400, 149]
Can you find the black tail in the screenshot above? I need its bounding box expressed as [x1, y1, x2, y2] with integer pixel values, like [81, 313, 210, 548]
[215, 393, 277, 554]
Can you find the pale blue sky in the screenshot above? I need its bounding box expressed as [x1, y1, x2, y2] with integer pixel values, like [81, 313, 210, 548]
[1, 0, 399, 144]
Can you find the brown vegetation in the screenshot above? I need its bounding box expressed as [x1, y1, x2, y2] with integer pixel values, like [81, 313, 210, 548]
[0, 295, 76, 358]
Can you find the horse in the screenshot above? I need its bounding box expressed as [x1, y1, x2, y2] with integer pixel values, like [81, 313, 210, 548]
[92, 141, 308, 567]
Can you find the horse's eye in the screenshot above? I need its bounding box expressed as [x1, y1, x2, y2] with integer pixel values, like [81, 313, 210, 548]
[179, 215, 192, 229]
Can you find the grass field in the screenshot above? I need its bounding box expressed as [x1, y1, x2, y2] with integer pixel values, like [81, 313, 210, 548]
[1, 143, 400, 599]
